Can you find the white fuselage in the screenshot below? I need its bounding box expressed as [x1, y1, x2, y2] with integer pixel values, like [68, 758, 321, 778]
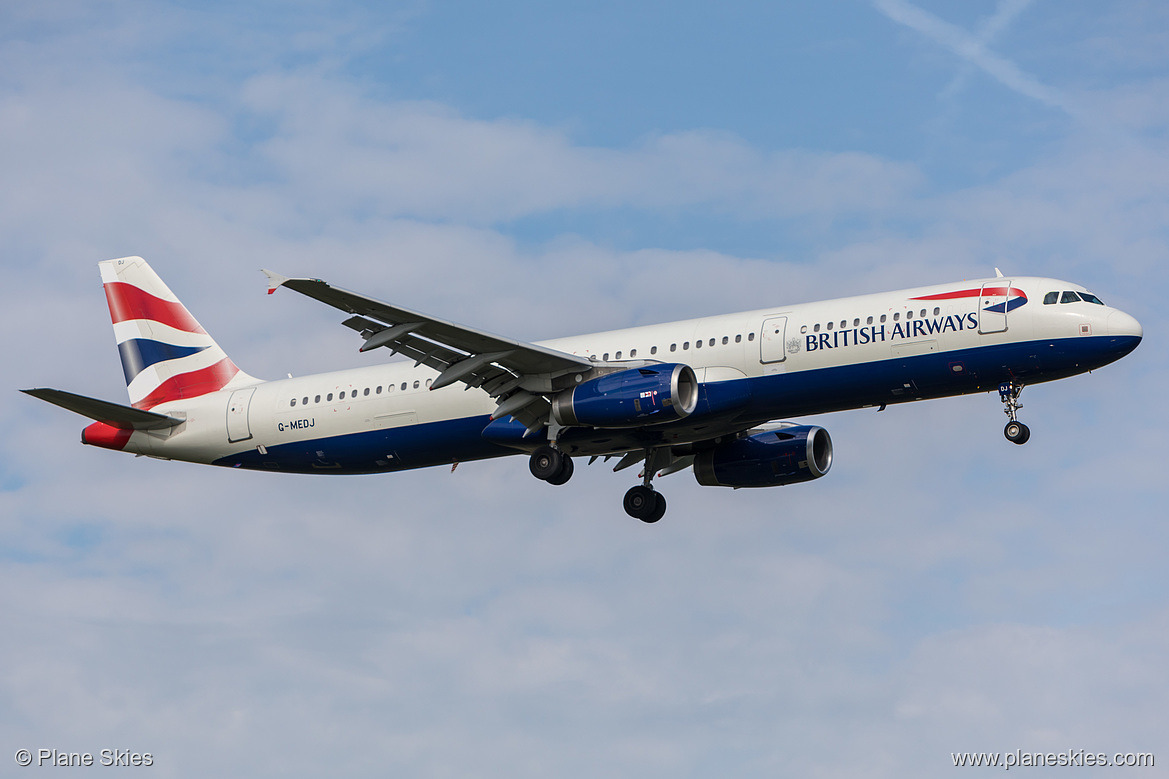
[106, 275, 1142, 473]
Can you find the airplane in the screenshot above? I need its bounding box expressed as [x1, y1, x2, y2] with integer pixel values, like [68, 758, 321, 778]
[23, 256, 1142, 523]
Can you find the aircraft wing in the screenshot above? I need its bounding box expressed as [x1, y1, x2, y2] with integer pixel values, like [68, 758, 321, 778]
[263, 270, 594, 431]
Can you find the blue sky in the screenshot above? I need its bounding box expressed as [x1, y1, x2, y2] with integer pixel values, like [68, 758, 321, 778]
[2, 2, 1167, 777]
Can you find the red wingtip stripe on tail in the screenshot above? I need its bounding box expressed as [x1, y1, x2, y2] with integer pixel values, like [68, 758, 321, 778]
[104, 282, 207, 334]
[132, 358, 240, 410]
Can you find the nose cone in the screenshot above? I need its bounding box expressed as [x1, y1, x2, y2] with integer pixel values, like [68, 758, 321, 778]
[1107, 310, 1143, 339]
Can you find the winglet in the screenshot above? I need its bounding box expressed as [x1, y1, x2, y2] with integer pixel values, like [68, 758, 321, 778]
[994, 267, 1004, 278]
[262, 269, 291, 295]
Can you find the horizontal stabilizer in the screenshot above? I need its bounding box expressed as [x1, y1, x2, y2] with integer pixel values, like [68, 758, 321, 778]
[21, 388, 184, 430]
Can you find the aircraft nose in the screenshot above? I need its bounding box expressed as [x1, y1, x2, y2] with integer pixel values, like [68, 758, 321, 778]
[1107, 310, 1143, 339]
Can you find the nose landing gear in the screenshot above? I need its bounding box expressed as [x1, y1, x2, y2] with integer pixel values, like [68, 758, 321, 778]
[999, 381, 1030, 445]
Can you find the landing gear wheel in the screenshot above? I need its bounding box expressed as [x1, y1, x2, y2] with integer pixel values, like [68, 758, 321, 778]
[644, 491, 667, 524]
[545, 454, 574, 485]
[529, 445, 563, 481]
[624, 485, 666, 522]
[1004, 421, 1030, 445]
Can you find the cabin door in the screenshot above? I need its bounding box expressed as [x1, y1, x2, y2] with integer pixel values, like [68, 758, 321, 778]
[760, 316, 789, 363]
[227, 387, 256, 443]
[977, 282, 1012, 334]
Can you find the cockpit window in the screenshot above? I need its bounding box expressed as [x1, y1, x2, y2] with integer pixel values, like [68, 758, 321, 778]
[1079, 292, 1105, 305]
[1043, 292, 1058, 305]
[1060, 291, 1081, 304]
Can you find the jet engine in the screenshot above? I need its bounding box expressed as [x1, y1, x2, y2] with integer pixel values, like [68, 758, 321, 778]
[551, 363, 698, 428]
[693, 425, 832, 488]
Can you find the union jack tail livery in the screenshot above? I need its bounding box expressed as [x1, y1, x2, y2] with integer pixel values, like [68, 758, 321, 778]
[100, 257, 256, 410]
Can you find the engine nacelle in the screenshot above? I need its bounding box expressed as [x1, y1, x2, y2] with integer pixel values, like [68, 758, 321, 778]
[693, 425, 833, 488]
[552, 363, 698, 428]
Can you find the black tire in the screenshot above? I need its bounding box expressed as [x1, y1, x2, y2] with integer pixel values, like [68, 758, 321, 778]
[642, 491, 667, 524]
[529, 445, 563, 480]
[623, 485, 657, 519]
[546, 454, 574, 485]
[1004, 421, 1030, 445]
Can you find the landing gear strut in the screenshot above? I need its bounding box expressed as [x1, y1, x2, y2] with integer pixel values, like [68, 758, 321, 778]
[999, 381, 1030, 445]
[530, 445, 574, 484]
[623, 449, 668, 523]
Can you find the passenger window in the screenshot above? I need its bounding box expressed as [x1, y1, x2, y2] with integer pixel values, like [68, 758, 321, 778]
[651, 346, 658, 355]
[1079, 292, 1105, 305]
[920, 309, 926, 318]
[327, 393, 333, 401]
[709, 338, 715, 347]
[630, 349, 637, 357]
[853, 318, 860, 327]
[933, 307, 940, 316]
[603, 353, 609, 361]
[401, 382, 407, 391]
[880, 314, 887, 323]
[893, 313, 900, 321]
[413, 381, 420, 389]
[670, 344, 677, 352]
[376, 386, 382, 394]
[314, 395, 321, 403]
[1061, 291, 1081, 304]
[615, 351, 622, 359]
[339, 391, 346, 400]
[364, 388, 370, 396]
[735, 334, 741, 343]
[827, 321, 833, 330]
[840, 320, 846, 328]
[1043, 291, 1058, 305]
[866, 316, 873, 325]
[748, 333, 754, 341]
[290, 398, 296, 407]
[302, 397, 308, 405]
[683, 341, 690, 350]
[425, 379, 432, 387]
[800, 325, 807, 334]
[814, 324, 820, 332]
[695, 340, 702, 349]
[722, 336, 728, 345]
[906, 310, 912, 319]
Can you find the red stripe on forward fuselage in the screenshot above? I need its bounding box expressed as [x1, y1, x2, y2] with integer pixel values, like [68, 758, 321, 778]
[104, 282, 206, 333]
[132, 357, 240, 410]
[911, 287, 1026, 301]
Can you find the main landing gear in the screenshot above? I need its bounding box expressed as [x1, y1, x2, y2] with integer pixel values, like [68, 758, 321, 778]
[622, 449, 667, 524]
[530, 445, 574, 485]
[623, 484, 666, 524]
[528, 444, 667, 523]
[999, 380, 1031, 445]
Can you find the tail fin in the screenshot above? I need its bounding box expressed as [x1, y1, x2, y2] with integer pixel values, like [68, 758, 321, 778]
[100, 257, 257, 409]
